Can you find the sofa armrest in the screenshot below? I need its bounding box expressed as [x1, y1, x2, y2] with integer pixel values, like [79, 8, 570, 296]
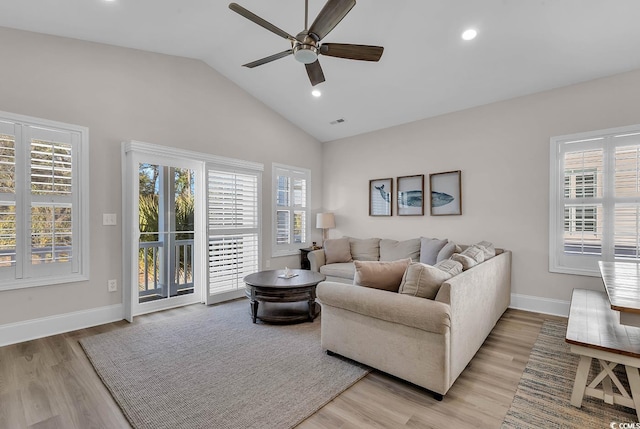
[317, 281, 451, 334]
[308, 249, 325, 272]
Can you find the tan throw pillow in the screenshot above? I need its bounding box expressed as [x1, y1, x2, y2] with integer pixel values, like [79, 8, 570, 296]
[434, 259, 463, 276]
[353, 259, 411, 292]
[398, 262, 452, 299]
[347, 237, 381, 261]
[379, 238, 421, 261]
[324, 238, 352, 264]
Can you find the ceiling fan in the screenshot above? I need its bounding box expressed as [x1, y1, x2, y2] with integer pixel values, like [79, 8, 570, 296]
[228, 0, 384, 86]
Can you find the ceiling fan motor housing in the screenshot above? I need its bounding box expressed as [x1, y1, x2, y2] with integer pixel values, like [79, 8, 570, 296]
[293, 32, 319, 64]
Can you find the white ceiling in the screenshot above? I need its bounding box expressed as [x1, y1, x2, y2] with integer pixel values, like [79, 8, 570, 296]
[1, 1, 640, 142]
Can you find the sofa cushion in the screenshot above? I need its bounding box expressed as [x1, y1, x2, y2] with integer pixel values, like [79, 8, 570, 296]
[353, 259, 411, 292]
[347, 237, 381, 261]
[436, 241, 460, 263]
[419, 237, 448, 265]
[320, 262, 356, 279]
[434, 259, 463, 276]
[324, 237, 352, 264]
[379, 238, 420, 261]
[399, 262, 452, 299]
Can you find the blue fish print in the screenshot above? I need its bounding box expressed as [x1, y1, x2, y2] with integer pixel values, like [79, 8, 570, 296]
[398, 190, 422, 207]
[431, 191, 454, 207]
[375, 184, 390, 202]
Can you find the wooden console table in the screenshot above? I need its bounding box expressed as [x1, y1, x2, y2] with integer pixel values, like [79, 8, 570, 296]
[599, 261, 640, 327]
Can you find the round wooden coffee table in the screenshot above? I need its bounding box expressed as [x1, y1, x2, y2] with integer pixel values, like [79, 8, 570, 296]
[243, 269, 326, 324]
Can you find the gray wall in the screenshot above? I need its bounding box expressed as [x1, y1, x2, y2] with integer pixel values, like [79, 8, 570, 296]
[321, 68, 640, 310]
[0, 27, 323, 326]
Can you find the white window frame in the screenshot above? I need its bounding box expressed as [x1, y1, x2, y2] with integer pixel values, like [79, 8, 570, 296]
[272, 163, 311, 257]
[550, 123, 640, 277]
[0, 110, 89, 290]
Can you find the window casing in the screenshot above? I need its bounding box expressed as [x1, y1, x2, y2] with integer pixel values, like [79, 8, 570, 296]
[272, 163, 311, 257]
[550, 124, 640, 276]
[0, 111, 89, 290]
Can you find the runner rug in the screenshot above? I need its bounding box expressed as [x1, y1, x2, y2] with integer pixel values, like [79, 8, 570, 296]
[502, 319, 638, 428]
[80, 299, 369, 429]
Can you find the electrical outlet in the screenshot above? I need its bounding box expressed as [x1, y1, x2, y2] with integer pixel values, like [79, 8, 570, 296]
[108, 279, 117, 292]
[265, 260, 271, 268]
[103, 213, 117, 226]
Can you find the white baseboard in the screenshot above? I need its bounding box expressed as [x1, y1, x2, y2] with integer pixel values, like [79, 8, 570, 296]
[510, 293, 570, 318]
[0, 304, 124, 347]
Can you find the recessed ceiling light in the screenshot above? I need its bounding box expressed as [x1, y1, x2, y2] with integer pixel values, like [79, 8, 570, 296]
[311, 89, 321, 97]
[462, 29, 477, 41]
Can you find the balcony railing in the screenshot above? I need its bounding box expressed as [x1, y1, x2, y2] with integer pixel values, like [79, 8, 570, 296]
[139, 239, 194, 302]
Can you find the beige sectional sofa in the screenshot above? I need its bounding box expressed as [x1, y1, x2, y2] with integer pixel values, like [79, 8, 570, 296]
[312, 237, 512, 399]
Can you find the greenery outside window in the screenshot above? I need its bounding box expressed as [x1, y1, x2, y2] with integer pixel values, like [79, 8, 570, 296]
[272, 163, 310, 257]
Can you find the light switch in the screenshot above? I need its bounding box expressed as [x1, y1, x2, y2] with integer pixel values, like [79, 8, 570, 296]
[103, 213, 117, 226]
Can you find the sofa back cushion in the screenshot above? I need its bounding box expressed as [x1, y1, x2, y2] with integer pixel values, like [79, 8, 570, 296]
[353, 259, 411, 292]
[379, 238, 420, 261]
[419, 237, 448, 265]
[324, 237, 352, 264]
[398, 262, 453, 299]
[347, 237, 381, 261]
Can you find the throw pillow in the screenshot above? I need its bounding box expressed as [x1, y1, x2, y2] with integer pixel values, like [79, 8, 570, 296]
[434, 259, 463, 276]
[460, 245, 485, 264]
[353, 258, 411, 292]
[475, 241, 496, 259]
[347, 237, 381, 261]
[419, 237, 448, 265]
[436, 241, 461, 263]
[323, 237, 352, 264]
[379, 238, 421, 261]
[451, 253, 477, 270]
[398, 262, 452, 299]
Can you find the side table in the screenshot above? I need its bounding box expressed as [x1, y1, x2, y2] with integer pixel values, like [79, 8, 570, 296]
[300, 247, 320, 270]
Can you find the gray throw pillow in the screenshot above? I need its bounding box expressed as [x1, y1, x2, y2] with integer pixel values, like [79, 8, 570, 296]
[419, 237, 448, 265]
[436, 241, 460, 263]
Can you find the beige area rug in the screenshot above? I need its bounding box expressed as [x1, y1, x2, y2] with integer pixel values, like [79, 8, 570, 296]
[80, 299, 369, 429]
[502, 319, 638, 428]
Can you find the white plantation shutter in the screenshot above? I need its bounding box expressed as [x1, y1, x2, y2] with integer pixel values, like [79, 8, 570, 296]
[0, 112, 88, 289]
[272, 163, 310, 256]
[207, 168, 260, 296]
[550, 125, 640, 276]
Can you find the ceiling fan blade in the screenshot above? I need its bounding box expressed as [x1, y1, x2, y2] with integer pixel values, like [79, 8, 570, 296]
[308, 0, 356, 41]
[242, 50, 293, 68]
[229, 3, 295, 41]
[305, 61, 326, 86]
[320, 43, 384, 61]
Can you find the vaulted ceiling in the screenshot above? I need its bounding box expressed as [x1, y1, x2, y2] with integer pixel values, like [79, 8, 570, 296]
[1, 0, 640, 142]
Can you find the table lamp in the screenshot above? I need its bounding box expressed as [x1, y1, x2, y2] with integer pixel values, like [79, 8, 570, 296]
[316, 213, 335, 247]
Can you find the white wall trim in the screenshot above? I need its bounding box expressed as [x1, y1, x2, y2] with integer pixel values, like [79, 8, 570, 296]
[0, 304, 124, 347]
[510, 293, 570, 318]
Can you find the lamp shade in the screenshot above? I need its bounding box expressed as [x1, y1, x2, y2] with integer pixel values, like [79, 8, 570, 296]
[316, 213, 336, 229]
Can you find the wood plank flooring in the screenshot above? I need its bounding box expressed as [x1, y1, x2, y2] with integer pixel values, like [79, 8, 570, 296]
[0, 305, 564, 429]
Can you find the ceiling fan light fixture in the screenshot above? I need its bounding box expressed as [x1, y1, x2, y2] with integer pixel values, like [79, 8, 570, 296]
[311, 89, 322, 97]
[293, 44, 318, 64]
[462, 29, 477, 41]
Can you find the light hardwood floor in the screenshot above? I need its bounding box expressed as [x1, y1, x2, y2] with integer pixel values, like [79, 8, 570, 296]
[0, 304, 565, 429]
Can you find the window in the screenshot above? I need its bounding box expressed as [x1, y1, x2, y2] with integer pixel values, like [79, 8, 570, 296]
[208, 167, 260, 298]
[550, 124, 640, 276]
[0, 111, 89, 290]
[272, 163, 310, 257]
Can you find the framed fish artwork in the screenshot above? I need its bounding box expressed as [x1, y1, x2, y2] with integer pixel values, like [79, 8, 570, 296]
[429, 170, 462, 215]
[397, 174, 424, 216]
[369, 178, 392, 216]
